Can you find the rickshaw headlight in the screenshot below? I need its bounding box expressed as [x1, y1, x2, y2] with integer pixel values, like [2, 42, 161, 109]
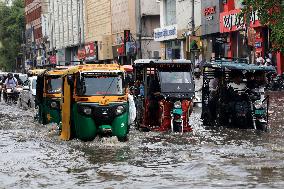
[116, 105, 125, 115]
[254, 100, 263, 109]
[50, 101, 58, 108]
[174, 101, 182, 109]
[83, 107, 92, 115]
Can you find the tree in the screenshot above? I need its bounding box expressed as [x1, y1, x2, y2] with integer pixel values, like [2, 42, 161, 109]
[0, 0, 24, 71]
[243, 0, 284, 52]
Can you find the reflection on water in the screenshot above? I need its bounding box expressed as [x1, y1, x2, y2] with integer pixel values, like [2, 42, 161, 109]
[0, 92, 284, 188]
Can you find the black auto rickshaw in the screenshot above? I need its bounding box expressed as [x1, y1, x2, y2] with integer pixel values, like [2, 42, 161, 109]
[201, 58, 276, 131]
[134, 59, 195, 133]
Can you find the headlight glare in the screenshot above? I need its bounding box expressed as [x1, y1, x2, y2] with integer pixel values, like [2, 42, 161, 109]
[116, 105, 125, 115]
[174, 101, 182, 109]
[50, 101, 58, 108]
[83, 107, 92, 115]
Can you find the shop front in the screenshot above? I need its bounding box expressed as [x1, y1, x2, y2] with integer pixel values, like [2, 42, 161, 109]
[201, 0, 224, 60]
[154, 24, 182, 59]
[220, 8, 266, 61]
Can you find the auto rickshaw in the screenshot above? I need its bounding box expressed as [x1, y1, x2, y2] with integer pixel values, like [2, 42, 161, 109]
[36, 67, 68, 125]
[201, 58, 276, 131]
[133, 59, 195, 133]
[60, 63, 130, 141]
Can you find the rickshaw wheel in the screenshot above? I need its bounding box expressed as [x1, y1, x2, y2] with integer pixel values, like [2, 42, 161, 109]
[117, 136, 128, 142]
[256, 121, 268, 132]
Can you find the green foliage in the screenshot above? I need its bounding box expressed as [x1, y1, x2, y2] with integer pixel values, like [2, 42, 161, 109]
[243, 0, 284, 52]
[0, 0, 24, 71]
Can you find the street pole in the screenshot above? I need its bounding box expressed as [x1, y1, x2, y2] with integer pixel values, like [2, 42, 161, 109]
[191, 0, 195, 64]
[191, 0, 195, 36]
[138, 0, 142, 59]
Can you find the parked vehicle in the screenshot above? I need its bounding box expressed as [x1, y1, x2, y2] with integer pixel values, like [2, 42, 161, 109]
[133, 59, 194, 133]
[201, 58, 276, 131]
[60, 63, 130, 141]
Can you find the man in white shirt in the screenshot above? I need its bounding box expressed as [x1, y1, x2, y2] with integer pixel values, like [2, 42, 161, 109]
[228, 70, 246, 92]
[255, 53, 264, 65]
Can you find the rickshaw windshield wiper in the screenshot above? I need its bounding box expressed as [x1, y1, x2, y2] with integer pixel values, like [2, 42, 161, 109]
[102, 77, 116, 99]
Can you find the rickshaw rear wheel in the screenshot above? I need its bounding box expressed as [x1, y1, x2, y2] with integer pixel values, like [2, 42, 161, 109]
[117, 136, 128, 142]
[256, 121, 268, 132]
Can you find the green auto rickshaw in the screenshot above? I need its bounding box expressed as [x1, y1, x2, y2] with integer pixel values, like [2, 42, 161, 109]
[60, 63, 130, 141]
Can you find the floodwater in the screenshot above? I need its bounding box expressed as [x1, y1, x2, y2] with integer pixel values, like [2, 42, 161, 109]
[0, 92, 284, 189]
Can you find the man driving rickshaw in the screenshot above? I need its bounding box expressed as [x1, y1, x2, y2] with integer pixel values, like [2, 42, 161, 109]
[201, 58, 276, 131]
[134, 59, 195, 133]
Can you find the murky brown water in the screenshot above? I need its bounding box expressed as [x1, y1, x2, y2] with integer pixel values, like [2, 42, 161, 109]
[0, 92, 283, 188]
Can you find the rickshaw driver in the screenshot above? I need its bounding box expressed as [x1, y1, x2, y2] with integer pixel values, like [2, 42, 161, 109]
[228, 70, 246, 93]
[148, 74, 161, 126]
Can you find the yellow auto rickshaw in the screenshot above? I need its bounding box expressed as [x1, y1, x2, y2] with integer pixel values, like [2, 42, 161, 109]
[60, 63, 130, 141]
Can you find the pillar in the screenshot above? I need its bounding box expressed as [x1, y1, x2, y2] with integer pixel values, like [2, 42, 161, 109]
[276, 52, 284, 75]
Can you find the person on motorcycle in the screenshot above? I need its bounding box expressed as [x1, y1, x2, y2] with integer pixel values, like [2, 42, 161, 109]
[4, 73, 18, 88]
[3, 73, 18, 102]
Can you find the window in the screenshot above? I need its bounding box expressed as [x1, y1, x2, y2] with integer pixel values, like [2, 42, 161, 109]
[165, 0, 176, 26]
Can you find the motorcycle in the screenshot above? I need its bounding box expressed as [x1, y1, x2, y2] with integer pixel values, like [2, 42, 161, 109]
[5, 87, 19, 104]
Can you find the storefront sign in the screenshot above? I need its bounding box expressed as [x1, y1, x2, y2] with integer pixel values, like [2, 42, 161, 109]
[201, 0, 221, 35]
[154, 25, 177, 42]
[85, 42, 97, 60]
[255, 41, 262, 48]
[220, 9, 261, 33]
[204, 6, 216, 16]
[78, 48, 86, 60]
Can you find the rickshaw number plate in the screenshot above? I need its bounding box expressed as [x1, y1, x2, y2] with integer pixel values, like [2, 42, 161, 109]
[255, 109, 265, 115]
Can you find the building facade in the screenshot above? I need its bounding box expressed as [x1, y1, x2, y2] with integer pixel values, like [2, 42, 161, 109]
[111, 0, 160, 64]
[155, 0, 201, 60]
[48, 0, 85, 64]
[84, 0, 112, 61]
[201, 0, 223, 61]
[24, 0, 43, 68]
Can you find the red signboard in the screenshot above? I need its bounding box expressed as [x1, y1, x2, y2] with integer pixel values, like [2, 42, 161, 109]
[204, 6, 216, 16]
[220, 9, 261, 33]
[85, 42, 95, 57]
[78, 48, 86, 60]
[49, 55, 57, 64]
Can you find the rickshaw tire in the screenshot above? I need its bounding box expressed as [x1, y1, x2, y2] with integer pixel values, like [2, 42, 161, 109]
[256, 122, 268, 132]
[117, 136, 128, 142]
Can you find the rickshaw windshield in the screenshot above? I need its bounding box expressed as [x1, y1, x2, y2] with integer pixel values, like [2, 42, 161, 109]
[159, 72, 192, 84]
[81, 74, 124, 96]
[46, 77, 62, 94]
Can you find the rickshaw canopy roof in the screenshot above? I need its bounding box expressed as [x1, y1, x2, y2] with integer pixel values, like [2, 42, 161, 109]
[62, 63, 125, 76]
[204, 59, 276, 72]
[28, 69, 46, 76]
[134, 59, 192, 69]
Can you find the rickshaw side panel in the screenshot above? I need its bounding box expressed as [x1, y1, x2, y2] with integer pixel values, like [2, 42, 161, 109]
[73, 104, 98, 141]
[60, 77, 72, 140]
[111, 111, 129, 138]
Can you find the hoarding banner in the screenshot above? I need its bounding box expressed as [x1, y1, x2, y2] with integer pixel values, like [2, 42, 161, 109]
[154, 25, 177, 42]
[220, 9, 261, 33]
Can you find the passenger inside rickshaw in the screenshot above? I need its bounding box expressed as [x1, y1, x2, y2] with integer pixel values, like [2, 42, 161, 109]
[147, 74, 161, 126]
[228, 70, 246, 93]
[208, 70, 222, 120]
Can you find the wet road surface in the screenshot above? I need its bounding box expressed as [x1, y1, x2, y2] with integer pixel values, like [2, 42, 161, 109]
[0, 92, 284, 188]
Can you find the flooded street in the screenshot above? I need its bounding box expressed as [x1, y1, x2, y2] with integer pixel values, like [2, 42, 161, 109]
[0, 92, 284, 189]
